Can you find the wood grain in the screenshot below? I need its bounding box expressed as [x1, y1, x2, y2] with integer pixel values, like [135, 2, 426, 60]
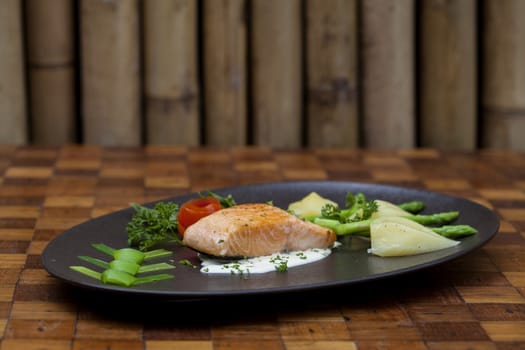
[25, 0, 76, 145]
[482, 0, 525, 151]
[0, 0, 27, 144]
[251, 0, 302, 147]
[419, 0, 477, 150]
[80, 0, 141, 146]
[306, 0, 359, 148]
[203, 0, 247, 146]
[361, 0, 415, 148]
[2, 1, 525, 150]
[144, 0, 200, 145]
[1, 141, 525, 344]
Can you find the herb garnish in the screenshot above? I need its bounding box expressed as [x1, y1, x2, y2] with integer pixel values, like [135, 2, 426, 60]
[179, 259, 198, 269]
[270, 255, 289, 272]
[126, 202, 181, 251]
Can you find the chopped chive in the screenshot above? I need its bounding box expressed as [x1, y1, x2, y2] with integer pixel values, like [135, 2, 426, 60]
[92, 243, 116, 256]
[134, 273, 174, 285]
[138, 262, 175, 273]
[70, 266, 102, 280]
[72, 243, 176, 287]
[144, 249, 172, 260]
[78, 255, 109, 270]
[178, 259, 197, 269]
[113, 248, 145, 264]
[109, 260, 141, 275]
[101, 269, 136, 287]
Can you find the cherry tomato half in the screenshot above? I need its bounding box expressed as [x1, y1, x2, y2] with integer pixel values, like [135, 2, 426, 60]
[177, 196, 222, 236]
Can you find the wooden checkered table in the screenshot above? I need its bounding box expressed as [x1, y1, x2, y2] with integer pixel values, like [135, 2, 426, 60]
[0, 145, 524, 349]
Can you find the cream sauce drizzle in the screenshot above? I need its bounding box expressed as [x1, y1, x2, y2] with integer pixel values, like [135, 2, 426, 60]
[199, 243, 340, 275]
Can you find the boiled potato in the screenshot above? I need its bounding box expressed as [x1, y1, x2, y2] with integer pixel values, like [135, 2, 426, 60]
[287, 192, 337, 218]
[372, 199, 411, 218]
[368, 216, 459, 257]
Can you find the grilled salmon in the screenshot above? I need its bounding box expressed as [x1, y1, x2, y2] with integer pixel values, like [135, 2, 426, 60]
[182, 203, 336, 257]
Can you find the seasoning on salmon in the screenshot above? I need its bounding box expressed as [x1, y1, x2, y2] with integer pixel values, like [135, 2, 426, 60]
[182, 203, 337, 257]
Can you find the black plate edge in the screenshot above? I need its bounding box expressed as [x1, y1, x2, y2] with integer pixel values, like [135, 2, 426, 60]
[41, 180, 501, 299]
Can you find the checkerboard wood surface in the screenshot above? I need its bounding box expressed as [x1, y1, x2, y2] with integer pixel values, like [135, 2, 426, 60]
[0, 145, 524, 349]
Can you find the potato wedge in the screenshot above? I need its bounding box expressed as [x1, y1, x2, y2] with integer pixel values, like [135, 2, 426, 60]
[287, 192, 338, 218]
[372, 199, 411, 218]
[368, 216, 460, 257]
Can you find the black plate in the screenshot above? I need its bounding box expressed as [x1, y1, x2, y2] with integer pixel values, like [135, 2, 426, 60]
[41, 181, 499, 299]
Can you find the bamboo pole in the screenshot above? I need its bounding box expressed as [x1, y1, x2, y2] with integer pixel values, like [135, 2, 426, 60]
[251, 0, 302, 147]
[203, 0, 247, 146]
[80, 0, 141, 146]
[143, 0, 200, 145]
[0, 0, 27, 144]
[482, 0, 525, 150]
[26, 0, 76, 144]
[361, 0, 415, 148]
[306, 0, 358, 147]
[419, 0, 477, 151]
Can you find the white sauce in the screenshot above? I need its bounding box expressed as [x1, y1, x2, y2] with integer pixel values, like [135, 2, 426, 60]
[199, 243, 340, 275]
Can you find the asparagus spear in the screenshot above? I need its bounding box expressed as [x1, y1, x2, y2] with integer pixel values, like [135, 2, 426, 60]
[431, 225, 478, 239]
[409, 211, 460, 226]
[314, 213, 476, 238]
[398, 201, 425, 213]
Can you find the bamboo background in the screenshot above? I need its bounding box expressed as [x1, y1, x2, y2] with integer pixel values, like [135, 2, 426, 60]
[1, 0, 524, 150]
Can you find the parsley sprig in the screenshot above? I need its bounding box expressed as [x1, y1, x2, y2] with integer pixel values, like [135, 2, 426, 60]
[320, 192, 378, 223]
[126, 192, 237, 251]
[126, 202, 181, 251]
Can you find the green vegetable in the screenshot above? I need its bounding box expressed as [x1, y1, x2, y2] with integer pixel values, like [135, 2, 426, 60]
[125, 192, 237, 251]
[92, 243, 172, 261]
[70, 266, 174, 287]
[398, 201, 425, 213]
[311, 217, 370, 237]
[318, 192, 378, 223]
[113, 248, 145, 264]
[101, 268, 137, 286]
[307, 192, 476, 241]
[137, 262, 175, 273]
[70, 266, 100, 280]
[431, 225, 478, 239]
[409, 211, 460, 226]
[91, 242, 115, 256]
[126, 202, 181, 251]
[141, 248, 173, 260]
[78, 255, 108, 269]
[270, 255, 288, 272]
[109, 260, 140, 275]
[204, 191, 237, 208]
[179, 259, 198, 269]
[78, 255, 175, 275]
[313, 217, 477, 238]
[71, 243, 175, 287]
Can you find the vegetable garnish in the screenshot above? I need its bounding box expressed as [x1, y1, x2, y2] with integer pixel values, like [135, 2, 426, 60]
[289, 191, 478, 257]
[126, 202, 181, 251]
[319, 192, 378, 223]
[92, 243, 172, 261]
[177, 196, 222, 236]
[203, 191, 237, 208]
[70, 266, 173, 287]
[178, 259, 198, 269]
[298, 192, 477, 239]
[125, 191, 237, 251]
[70, 244, 175, 287]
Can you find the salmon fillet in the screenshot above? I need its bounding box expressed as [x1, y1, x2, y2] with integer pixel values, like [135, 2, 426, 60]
[182, 203, 336, 257]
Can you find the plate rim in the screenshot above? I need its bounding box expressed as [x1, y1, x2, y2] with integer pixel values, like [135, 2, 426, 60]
[41, 180, 500, 299]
